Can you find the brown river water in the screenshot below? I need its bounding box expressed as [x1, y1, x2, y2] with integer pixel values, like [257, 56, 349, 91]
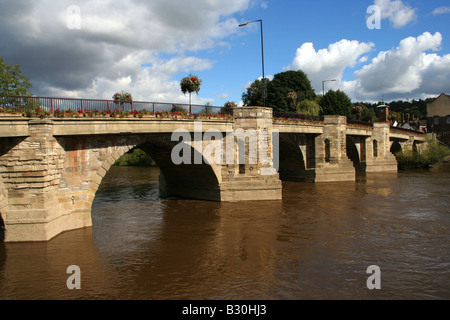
[0, 164, 449, 300]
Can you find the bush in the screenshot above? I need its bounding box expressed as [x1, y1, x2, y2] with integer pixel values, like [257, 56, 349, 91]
[395, 136, 450, 170]
[297, 99, 321, 116]
[114, 148, 156, 167]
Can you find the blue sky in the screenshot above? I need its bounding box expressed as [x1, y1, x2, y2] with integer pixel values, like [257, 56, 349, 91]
[0, 0, 449, 105]
[195, 0, 450, 104]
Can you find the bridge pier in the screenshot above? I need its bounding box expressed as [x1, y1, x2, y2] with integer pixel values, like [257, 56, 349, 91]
[218, 107, 282, 201]
[313, 116, 356, 182]
[0, 120, 92, 242]
[364, 122, 398, 173]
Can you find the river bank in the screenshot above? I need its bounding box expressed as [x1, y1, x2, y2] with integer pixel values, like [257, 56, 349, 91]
[395, 138, 450, 170]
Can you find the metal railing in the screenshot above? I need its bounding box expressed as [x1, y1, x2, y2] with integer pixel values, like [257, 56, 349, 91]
[0, 95, 229, 115]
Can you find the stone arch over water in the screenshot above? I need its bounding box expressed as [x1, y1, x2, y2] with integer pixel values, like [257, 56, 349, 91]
[53, 133, 223, 239]
[346, 136, 362, 172]
[390, 140, 402, 155]
[278, 134, 308, 182]
[0, 180, 7, 242]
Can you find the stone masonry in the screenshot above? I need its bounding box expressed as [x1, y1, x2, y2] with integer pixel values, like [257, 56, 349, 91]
[0, 108, 427, 242]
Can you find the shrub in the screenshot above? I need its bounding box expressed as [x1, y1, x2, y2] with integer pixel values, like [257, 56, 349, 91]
[114, 148, 156, 167]
[395, 136, 450, 170]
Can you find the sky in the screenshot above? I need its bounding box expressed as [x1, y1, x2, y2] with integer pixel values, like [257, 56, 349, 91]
[0, 0, 449, 106]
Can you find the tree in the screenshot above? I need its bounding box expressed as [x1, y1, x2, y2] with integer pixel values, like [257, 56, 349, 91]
[242, 78, 267, 107]
[349, 103, 376, 122]
[321, 90, 352, 117]
[297, 99, 321, 116]
[266, 70, 315, 112]
[0, 57, 32, 96]
[242, 70, 315, 112]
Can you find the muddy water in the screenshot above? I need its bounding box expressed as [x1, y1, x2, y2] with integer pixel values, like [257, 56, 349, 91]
[0, 165, 449, 300]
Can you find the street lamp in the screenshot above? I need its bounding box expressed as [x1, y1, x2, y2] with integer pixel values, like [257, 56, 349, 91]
[239, 19, 266, 107]
[322, 79, 336, 96]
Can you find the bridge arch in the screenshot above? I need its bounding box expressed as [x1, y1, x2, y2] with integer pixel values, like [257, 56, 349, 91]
[278, 134, 308, 182]
[86, 135, 222, 203]
[54, 133, 223, 236]
[346, 137, 361, 171]
[0, 182, 6, 242]
[390, 140, 402, 155]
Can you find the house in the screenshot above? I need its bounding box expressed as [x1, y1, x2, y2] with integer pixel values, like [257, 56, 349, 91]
[427, 93, 450, 145]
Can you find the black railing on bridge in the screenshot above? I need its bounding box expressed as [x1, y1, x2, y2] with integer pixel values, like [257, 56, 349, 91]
[0, 95, 229, 116]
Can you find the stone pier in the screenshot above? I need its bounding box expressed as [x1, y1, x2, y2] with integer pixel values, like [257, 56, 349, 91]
[314, 116, 356, 182]
[365, 122, 398, 173]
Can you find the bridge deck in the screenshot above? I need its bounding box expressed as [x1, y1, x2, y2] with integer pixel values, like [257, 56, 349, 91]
[0, 117, 425, 141]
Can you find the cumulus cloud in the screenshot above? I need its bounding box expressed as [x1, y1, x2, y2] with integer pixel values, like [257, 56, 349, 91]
[374, 0, 417, 28]
[285, 39, 374, 93]
[286, 32, 450, 102]
[0, 0, 250, 103]
[345, 32, 450, 101]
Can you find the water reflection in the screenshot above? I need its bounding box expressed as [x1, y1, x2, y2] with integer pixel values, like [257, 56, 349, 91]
[0, 165, 449, 300]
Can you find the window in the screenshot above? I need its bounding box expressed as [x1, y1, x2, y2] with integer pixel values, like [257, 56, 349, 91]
[434, 116, 440, 125]
[324, 139, 331, 163]
[446, 115, 450, 124]
[373, 140, 378, 158]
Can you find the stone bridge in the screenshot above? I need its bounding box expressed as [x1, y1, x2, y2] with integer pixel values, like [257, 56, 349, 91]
[0, 107, 426, 242]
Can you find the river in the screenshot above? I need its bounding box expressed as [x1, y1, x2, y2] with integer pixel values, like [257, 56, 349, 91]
[0, 164, 449, 300]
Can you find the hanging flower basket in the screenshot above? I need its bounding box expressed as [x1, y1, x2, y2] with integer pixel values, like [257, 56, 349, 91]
[113, 92, 133, 103]
[287, 91, 298, 104]
[181, 75, 202, 95]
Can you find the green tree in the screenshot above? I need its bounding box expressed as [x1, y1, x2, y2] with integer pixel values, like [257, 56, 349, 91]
[242, 78, 267, 107]
[0, 57, 32, 96]
[297, 99, 321, 116]
[242, 70, 315, 112]
[321, 90, 352, 117]
[266, 70, 315, 112]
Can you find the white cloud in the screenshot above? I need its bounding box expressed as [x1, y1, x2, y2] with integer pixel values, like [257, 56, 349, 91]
[432, 7, 450, 16]
[0, 0, 251, 103]
[286, 32, 450, 102]
[345, 32, 450, 101]
[285, 39, 374, 92]
[374, 0, 417, 28]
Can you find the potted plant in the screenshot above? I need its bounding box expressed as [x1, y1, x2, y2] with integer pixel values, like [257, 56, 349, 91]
[287, 91, 298, 109]
[180, 74, 202, 109]
[113, 91, 133, 111]
[136, 109, 154, 118]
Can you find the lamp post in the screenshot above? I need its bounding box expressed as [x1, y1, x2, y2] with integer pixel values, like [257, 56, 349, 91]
[322, 79, 336, 96]
[239, 19, 266, 107]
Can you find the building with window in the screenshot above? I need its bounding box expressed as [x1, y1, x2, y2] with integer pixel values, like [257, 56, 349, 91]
[427, 93, 450, 145]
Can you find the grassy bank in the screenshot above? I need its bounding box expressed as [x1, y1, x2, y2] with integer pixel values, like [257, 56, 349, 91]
[395, 137, 450, 170]
[114, 148, 156, 167]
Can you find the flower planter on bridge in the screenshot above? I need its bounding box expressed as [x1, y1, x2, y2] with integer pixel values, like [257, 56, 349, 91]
[0, 112, 23, 117]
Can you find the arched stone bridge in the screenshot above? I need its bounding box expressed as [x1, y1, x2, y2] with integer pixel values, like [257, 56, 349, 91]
[0, 107, 426, 242]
